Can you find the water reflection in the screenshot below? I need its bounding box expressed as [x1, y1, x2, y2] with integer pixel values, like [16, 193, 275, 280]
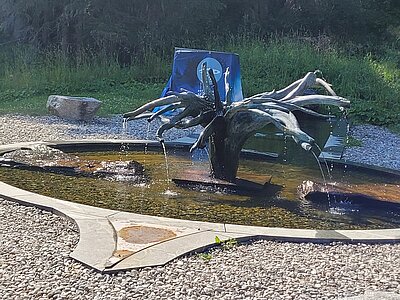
[1, 148, 399, 230]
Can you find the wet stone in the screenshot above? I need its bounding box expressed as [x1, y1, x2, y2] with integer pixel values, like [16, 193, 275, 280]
[118, 226, 177, 244]
[1, 145, 149, 184]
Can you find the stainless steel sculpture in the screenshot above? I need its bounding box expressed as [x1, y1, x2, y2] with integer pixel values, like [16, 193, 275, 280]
[124, 65, 349, 182]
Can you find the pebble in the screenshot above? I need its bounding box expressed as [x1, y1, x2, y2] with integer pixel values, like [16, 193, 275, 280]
[1, 114, 400, 299]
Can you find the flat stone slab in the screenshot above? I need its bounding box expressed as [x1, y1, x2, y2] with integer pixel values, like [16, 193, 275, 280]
[110, 221, 200, 263]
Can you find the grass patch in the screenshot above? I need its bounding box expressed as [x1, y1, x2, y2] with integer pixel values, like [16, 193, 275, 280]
[0, 37, 399, 128]
[346, 136, 363, 147]
[0, 47, 169, 115]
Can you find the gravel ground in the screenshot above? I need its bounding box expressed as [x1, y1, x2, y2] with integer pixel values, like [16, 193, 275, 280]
[343, 124, 400, 171]
[1, 114, 400, 300]
[0, 114, 199, 144]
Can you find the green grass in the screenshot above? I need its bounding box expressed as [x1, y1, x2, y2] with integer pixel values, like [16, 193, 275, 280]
[225, 37, 400, 126]
[0, 47, 169, 115]
[0, 37, 399, 128]
[346, 136, 363, 147]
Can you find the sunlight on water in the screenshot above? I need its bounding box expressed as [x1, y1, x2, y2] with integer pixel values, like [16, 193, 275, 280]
[329, 200, 360, 215]
[162, 189, 179, 196]
[1, 149, 400, 230]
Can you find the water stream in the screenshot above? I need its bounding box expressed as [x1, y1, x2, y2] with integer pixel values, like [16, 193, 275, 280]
[311, 150, 327, 184]
[144, 122, 151, 154]
[160, 140, 177, 196]
[122, 117, 129, 135]
[315, 143, 332, 181]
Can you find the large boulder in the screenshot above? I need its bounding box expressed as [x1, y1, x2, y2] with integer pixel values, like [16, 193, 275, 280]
[47, 95, 101, 121]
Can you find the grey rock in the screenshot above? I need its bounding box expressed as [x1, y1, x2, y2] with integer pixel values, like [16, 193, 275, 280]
[47, 95, 102, 121]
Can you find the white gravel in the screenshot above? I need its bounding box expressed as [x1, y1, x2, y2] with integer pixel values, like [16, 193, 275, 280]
[1, 114, 400, 300]
[343, 124, 400, 171]
[1, 199, 400, 300]
[0, 114, 198, 144]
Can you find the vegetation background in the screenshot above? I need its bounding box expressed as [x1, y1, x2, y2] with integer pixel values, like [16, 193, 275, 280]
[0, 0, 399, 129]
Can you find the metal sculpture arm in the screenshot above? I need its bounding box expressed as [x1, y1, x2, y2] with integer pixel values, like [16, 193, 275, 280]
[123, 69, 349, 151]
[123, 90, 215, 140]
[123, 68, 350, 181]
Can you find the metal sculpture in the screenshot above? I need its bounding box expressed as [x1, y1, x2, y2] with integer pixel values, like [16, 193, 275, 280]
[124, 64, 349, 182]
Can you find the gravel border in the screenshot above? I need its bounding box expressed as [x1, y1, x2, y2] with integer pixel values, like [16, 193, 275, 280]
[1, 114, 400, 299]
[343, 124, 400, 171]
[0, 114, 199, 145]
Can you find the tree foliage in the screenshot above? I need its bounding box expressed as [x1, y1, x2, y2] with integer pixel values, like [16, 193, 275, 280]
[1, 0, 399, 59]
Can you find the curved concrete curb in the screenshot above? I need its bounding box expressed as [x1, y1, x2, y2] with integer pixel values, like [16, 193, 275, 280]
[1, 140, 400, 272]
[1, 180, 400, 273]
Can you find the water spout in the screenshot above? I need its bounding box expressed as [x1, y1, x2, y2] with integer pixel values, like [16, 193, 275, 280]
[315, 143, 332, 181]
[122, 117, 129, 135]
[160, 140, 171, 189]
[301, 142, 312, 151]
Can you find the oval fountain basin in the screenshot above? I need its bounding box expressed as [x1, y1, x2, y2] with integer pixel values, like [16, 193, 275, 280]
[1, 144, 400, 230]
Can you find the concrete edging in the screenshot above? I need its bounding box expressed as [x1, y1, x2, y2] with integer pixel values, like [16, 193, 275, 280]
[1, 140, 400, 272]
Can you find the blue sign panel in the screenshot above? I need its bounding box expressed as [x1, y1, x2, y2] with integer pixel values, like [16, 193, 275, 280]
[161, 48, 243, 102]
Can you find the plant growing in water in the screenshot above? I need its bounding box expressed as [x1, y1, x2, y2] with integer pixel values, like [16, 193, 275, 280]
[123, 64, 350, 182]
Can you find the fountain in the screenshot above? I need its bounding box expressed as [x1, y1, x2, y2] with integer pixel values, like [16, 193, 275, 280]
[123, 66, 349, 185]
[1, 55, 400, 272]
[0, 66, 399, 231]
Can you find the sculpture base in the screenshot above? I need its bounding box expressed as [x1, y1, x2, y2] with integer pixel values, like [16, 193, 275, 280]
[172, 169, 279, 194]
